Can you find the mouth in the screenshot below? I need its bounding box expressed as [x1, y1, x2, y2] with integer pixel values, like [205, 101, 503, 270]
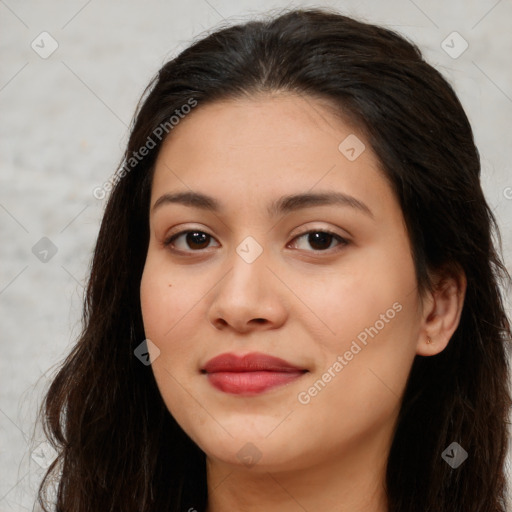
[201, 352, 308, 396]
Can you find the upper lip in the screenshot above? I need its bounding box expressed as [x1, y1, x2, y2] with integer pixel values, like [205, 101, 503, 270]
[202, 352, 306, 373]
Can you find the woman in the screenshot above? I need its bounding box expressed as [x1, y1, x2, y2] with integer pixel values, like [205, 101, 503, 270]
[37, 7, 511, 512]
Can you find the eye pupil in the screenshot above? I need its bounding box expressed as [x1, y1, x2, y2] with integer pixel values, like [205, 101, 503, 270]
[187, 231, 210, 249]
[308, 232, 333, 250]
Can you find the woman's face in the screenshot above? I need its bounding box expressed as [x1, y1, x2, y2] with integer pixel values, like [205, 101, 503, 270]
[140, 93, 425, 472]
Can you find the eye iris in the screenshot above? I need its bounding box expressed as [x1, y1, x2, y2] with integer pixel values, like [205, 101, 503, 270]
[308, 232, 333, 250]
[187, 231, 210, 249]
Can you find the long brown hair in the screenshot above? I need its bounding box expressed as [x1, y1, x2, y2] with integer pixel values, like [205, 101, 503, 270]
[37, 7, 512, 511]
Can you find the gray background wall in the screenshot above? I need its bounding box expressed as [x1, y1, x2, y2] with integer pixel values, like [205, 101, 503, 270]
[1, 0, 511, 510]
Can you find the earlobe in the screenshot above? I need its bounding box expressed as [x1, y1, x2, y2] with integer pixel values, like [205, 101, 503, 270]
[416, 266, 467, 357]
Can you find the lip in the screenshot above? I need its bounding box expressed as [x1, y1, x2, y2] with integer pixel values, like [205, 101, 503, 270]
[202, 352, 307, 395]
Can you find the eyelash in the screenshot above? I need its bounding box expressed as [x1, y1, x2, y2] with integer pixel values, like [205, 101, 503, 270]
[163, 228, 350, 255]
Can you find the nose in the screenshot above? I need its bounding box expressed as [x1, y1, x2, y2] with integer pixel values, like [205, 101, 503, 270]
[206, 247, 288, 334]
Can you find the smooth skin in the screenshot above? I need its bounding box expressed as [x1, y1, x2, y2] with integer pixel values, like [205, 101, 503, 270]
[140, 92, 466, 512]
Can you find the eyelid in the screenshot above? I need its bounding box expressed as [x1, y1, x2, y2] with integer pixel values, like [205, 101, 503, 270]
[288, 222, 351, 241]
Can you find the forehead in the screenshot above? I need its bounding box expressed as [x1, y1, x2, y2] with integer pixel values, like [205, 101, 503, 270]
[156, 93, 361, 157]
[150, 93, 398, 220]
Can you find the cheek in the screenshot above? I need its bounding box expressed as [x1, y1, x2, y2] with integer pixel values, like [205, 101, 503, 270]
[140, 255, 190, 342]
[139, 260, 196, 421]
[139, 259, 194, 392]
[297, 299, 419, 451]
[306, 253, 418, 350]
[140, 267, 166, 341]
[304, 245, 420, 400]
[139, 254, 210, 377]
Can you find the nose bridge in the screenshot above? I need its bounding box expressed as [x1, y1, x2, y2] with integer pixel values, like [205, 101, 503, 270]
[207, 234, 287, 330]
[224, 236, 269, 301]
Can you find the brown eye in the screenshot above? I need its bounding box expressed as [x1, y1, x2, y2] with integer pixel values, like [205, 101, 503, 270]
[289, 230, 349, 252]
[164, 230, 217, 251]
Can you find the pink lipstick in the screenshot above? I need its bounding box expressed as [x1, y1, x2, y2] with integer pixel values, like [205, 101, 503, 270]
[202, 352, 307, 395]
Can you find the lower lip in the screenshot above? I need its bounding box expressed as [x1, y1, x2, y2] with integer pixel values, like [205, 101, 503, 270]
[206, 371, 305, 395]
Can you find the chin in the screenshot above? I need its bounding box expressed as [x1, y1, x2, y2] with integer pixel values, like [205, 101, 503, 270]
[186, 420, 314, 473]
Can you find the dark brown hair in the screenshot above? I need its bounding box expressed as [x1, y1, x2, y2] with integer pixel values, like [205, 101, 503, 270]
[37, 7, 512, 511]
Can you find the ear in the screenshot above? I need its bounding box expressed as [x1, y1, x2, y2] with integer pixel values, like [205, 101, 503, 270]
[416, 263, 467, 356]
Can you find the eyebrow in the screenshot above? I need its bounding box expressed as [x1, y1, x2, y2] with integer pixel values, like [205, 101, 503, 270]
[152, 190, 374, 219]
